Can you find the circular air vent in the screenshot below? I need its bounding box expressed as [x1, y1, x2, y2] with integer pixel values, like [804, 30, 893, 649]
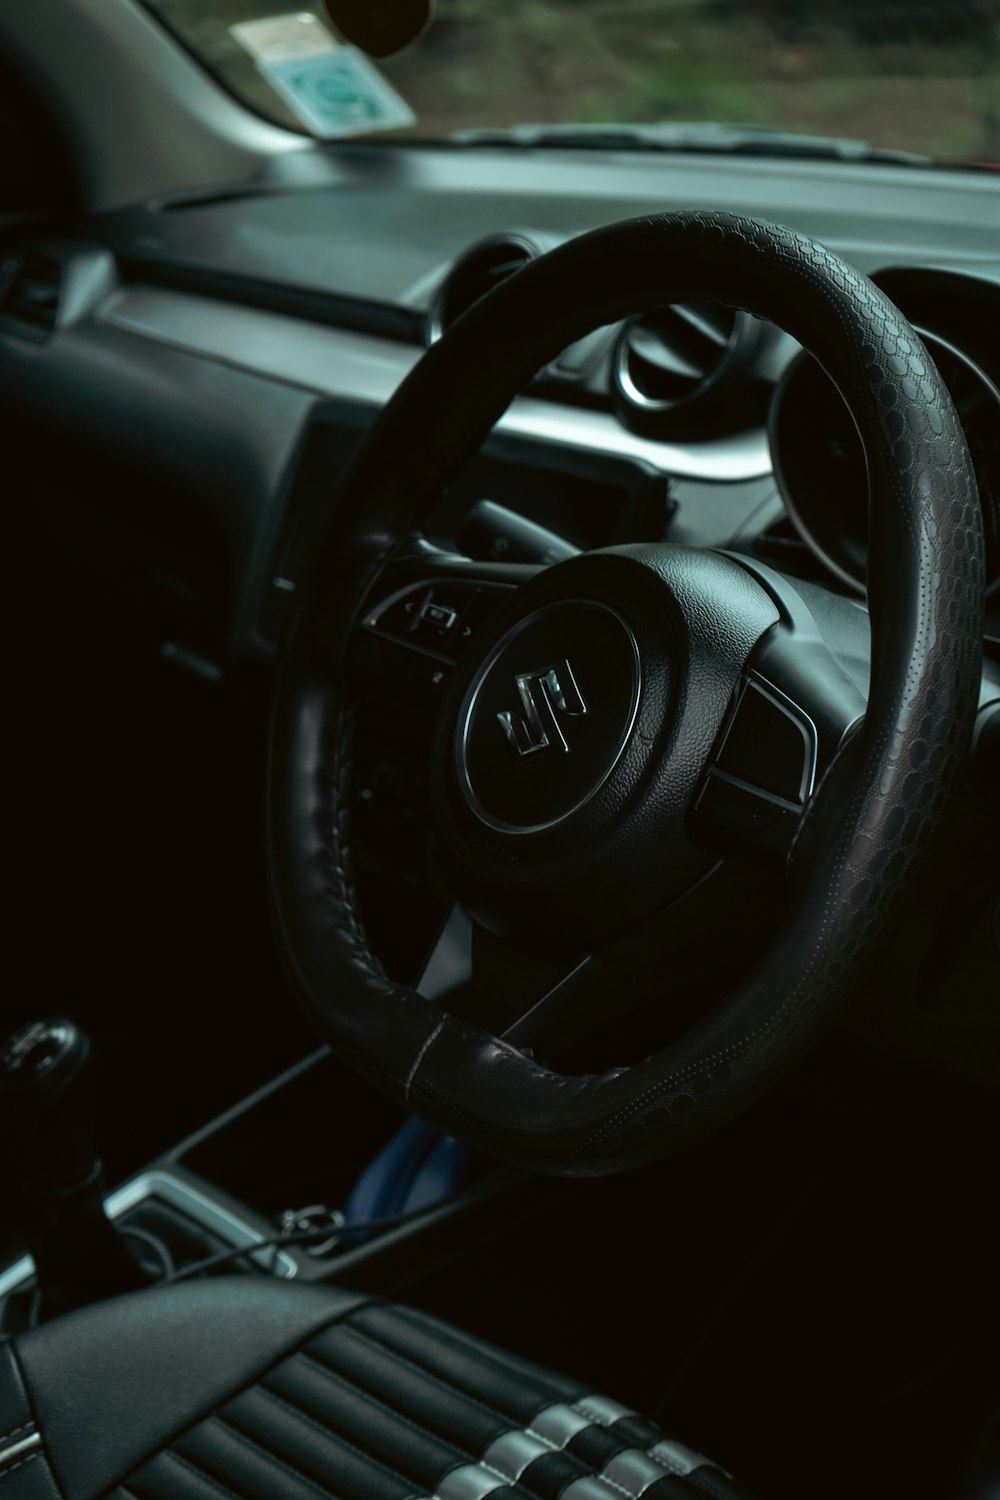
[428, 234, 539, 343]
[612, 303, 757, 438]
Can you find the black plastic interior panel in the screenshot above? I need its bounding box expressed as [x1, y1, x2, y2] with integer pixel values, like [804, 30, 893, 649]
[98, 143, 1000, 317]
[0, 313, 314, 660]
[2, 140, 998, 671]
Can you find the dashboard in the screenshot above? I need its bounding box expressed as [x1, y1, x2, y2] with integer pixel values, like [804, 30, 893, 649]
[1, 140, 999, 680]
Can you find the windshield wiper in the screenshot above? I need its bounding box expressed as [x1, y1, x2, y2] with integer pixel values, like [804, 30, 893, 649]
[450, 121, 930, 166]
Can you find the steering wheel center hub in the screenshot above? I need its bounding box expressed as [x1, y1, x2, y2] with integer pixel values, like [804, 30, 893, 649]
[457, 600, 641, 834]
[433, 546, 780, 949]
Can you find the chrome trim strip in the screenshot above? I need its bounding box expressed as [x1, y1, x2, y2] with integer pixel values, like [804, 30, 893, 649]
[111, 1172, 299, 1279]
[505, 399, 770, 483]
[747, 671, 820, 800]
[0, 1169, 297, 1299]
[0, 1432, 42, 1470]
[0, 1260, 33, 1298]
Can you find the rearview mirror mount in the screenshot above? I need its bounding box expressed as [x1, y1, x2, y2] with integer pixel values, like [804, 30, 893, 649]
[320, 0, 435, 57]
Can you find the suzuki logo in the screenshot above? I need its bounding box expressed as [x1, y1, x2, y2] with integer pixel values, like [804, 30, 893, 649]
[497, 658, 587, 758]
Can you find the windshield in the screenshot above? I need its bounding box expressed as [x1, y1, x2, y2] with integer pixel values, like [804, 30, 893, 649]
[144, 0, 1000, 167]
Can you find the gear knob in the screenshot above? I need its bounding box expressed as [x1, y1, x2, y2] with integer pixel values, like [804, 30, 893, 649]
[0, 1018, 145, 1313]
[0, 1019, 98, 1194]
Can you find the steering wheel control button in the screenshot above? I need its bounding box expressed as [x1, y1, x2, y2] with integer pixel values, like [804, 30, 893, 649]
[420, 600, 458, 631]
[412, 586, 474, 652]
[715, 678, 816, 804]
[368, 581, 510, 663]
[457, 600, 640, 833]
[374, 587, 427, 640]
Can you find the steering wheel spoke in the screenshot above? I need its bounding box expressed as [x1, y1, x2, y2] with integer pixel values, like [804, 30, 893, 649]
[495, 882, 725, 1056]
[270, 211, 984, 1174]
[694, 575, 867, 858]
[413, 900, 593, 1056]
[416, 853, 766, 1064]
[416, 896, 640, 1058]
[348, 547, 534, 723]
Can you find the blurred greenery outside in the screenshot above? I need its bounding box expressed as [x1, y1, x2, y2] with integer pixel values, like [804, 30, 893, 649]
[146, 0, 1000, 163]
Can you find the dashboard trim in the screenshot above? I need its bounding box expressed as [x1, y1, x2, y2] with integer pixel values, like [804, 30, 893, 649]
[98, 287, 773, 483]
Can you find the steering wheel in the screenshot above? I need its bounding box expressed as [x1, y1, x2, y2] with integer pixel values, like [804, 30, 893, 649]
[267, 213, 984, 1176]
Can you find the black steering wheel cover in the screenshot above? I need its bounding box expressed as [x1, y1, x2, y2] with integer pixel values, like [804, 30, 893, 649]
[268, 213, 984, 1175]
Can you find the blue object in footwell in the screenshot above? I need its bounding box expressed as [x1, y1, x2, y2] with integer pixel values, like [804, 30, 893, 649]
[343, 1116, 476, 1227]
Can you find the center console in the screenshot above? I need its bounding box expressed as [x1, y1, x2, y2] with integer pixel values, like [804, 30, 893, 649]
[0, 1039, 514, 1331]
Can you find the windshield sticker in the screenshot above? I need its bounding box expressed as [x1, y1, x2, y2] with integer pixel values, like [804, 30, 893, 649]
[257, 47, 416, 137]
[230, 12, 339, 65]
[231, 12, 415, 137]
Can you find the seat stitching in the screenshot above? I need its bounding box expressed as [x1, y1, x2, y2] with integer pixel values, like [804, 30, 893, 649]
[272, 1357, 475, 1464]
[0, 1452, 40, 1484]
[208, 1414, 344, 1500]
[5, 1337, 61, 1500]
[0, 1423, 34, 1447]
[478, 1459, 524, 1487]
[247, 1384, 427, 1490]
[523, 1427, 558, 1452]
[403, 1020, 446, 1107]
[569, 1404, 626, 1430]
[586, 1471, 634, 1500]
[340, 1320, 563, 1427]
[521, 1446, 593, 1494]
[386, 1312, 573, 1405]
[160, 1450, 244, 1500]
[109, 1300, 374, 1497]
[326, 1326, 517, 1425]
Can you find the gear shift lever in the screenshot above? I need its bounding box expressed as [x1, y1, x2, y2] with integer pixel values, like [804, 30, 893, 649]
[0, 1018, 146, 1311]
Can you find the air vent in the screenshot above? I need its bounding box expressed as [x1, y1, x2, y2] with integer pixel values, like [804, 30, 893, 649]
[612, 303, 755, 438]
[0, 250, 62, 336]
[428, 235, 538, 342]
